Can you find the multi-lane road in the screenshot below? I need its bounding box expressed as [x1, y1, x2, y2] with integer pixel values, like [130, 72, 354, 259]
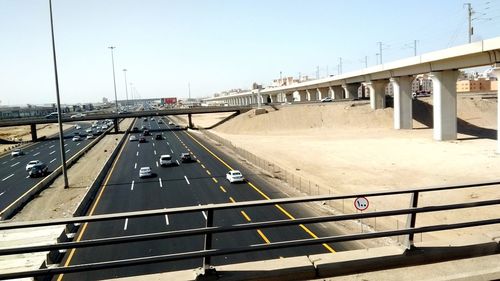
[58, 117, 347, 280]
[0, 122, 97, 216]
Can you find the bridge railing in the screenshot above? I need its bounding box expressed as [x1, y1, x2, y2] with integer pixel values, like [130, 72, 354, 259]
[0, 180, 499, 279]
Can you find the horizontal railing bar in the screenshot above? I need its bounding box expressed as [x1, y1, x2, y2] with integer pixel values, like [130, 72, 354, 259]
[2, 180, 500, 231]
[1, 198, 499, 256]
[1, 217, 499, 280]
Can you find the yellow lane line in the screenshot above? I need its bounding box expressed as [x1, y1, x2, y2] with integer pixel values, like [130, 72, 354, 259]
[229, 197, 236, 203]
[257, 229, 271, 244]
[219, 186, 227, 193]
[212, 177, 218, 183]
[185, 131, 335, 253]
[57, 128, 131, 281]
[206, 170, 211, 175]
[241, 211, 252, 222]
[201, 164, 206, 169]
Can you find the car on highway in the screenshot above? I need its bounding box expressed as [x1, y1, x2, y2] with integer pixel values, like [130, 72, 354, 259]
[159, 154, 173, 166]
[142, 130, 151, 136]
[86, 134, 94, 140]
[168, 121, 174, 125]
[72, 135, 82, 141]
[75, 125, 81, 130]
[132, 127, 139, 132]
[180, 152, 193, 163]
[139, 137, 147, 143]
[28, 163, 49, 178]
[11, 148, 24, 157]
[226, 170, 245, 183]
[321, 97, 333, 102]
[143, 118, 148, 121]
[140, 125, 147, 130]
[129, 135, 138, 142]
[26, 160, 42, 171]
[102, 125, 109, 130]
[86, 128, 92, 133]
[150, 117, 155, 121]
[45, 112, 58, 119]
[139, 167, 152, 178]
[155, 134, 163, 140]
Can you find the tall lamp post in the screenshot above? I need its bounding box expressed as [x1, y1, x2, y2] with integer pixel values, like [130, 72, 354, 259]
[108, 46, 118, 112]
[123, 69, 128, 107]
[48, 0, 69, 188]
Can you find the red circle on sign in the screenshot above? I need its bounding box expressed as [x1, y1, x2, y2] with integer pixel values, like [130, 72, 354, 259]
[354, 197, 369, 211]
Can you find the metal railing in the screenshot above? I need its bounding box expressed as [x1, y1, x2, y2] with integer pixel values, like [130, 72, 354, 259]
[1, 180, 500, 279]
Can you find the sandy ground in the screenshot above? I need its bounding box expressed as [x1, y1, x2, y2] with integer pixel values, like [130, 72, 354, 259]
[0, 123, 75, 155]
[185, 96, 500, 245]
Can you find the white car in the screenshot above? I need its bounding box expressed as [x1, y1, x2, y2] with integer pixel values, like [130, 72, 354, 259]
[86, 128, 92, 133]
[86, 134, 94, 140]
[168, 121, 174, 125]
[26, 160, 42, 171]
[11, 149, 24, 157]
[72, 135, 82, 141]
[139, 167, 152, 178]
[226, 170, 245, 183]
[159, 155, 173, 166]
[321, 97, 333, 102]
[129, 135, 138, 142]
[102, 125, 109, 130]
[75, 125, 81, 130]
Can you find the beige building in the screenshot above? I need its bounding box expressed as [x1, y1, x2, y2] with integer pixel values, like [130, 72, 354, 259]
[456, 78, 497, 93]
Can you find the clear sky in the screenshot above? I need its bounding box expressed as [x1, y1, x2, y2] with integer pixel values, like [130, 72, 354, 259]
[0, 0, 499, 106]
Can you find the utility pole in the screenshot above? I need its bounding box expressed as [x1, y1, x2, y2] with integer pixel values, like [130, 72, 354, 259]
[364, 56, 368, 68]
[123, 69, 128, 107]
[377, 42, 383, 64]
[108, 46, 118, 112]
[464, 3, 473, 43]
[316, 66, 319, 79]
[48, 0, 69, 188]
[414, 40, 418, 56]
[338, 57, 343, 75]
[188, 82, 191, 99]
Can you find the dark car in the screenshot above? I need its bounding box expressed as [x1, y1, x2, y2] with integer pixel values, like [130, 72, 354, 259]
[180, 152, 193, 163]
[155, 134, 163, 140]
[28, 163, 49, 178]
[139, 137, 147, 143]
[143, 130, 151, 136]
[132, 127, 139, 132]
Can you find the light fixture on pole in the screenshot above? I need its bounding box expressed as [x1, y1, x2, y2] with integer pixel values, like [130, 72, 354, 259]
[108, 46, 118, 112]
[123, 69, 128, 107]
[48, 0, 69, 188]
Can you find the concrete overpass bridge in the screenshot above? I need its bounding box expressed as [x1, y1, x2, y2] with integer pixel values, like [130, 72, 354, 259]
[205, 37, 500, 151]
[0, 106, 251, 141]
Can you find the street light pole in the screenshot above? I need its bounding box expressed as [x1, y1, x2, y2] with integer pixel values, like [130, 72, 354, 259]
[123, 69, 128, 107]
[108, 46, 118, 112]
[48, 0, 69, 188]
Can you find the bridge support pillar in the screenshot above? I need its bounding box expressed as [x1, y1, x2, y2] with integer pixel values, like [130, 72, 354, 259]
[30, 124, 38, 142]
[343, 83, 360, 99]
[430, 70, 459, 141]
[494, 67, 500, 153]
[298, 90, 307, 102]
[331, 86, 344, 100]
[188, 113, 194, 129]
[391, 76, 413, 130]
[285, 93, 293, 102]
[318, 88, 329, 100]
[366, 80, 386, 109]
[113, 118, 119, 133]
[306, 89, 318, 101]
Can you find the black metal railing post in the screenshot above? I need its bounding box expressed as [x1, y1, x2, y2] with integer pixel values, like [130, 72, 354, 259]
[405, 191, 419, 249]
[203, 208, 214, 268]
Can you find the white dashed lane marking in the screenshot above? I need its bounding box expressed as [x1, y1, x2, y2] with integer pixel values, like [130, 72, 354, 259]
[2, 174, 14, 181]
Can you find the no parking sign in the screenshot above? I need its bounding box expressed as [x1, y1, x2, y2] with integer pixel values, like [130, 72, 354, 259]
[354, 197, 369, 211]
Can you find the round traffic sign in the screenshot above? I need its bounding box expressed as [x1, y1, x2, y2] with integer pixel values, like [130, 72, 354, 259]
[354, 197, 369, 211]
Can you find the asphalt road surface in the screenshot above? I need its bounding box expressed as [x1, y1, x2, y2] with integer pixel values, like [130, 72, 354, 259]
[0, 122, 103, 216]
[58, 117, 345, 281]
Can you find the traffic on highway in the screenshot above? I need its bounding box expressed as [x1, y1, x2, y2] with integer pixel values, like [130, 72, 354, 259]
[59, 116, 342, 280]
[0, 120, 111, 216]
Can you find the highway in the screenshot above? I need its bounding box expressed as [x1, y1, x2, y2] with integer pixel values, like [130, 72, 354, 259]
[0, 122, 99, 216]
[59, 117, 346, 280]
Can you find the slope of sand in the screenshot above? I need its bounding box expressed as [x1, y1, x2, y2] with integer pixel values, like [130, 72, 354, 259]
[209, 97, 500, 244]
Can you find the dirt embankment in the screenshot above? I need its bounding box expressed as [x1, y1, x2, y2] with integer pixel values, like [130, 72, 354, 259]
[209, 97, 500, 244]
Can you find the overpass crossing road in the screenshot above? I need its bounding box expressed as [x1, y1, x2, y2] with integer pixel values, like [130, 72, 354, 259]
[0, 122, 93, 217]
[59, 117, 348, 280]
